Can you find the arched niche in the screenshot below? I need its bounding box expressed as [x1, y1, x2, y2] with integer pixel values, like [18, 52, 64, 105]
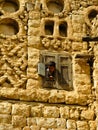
[0, 18, 19, 36]
[0, 0, 19, 13]
[88, 9, 98, 21]
[84, 6, 98, 26]
[46, 0, 64, 14]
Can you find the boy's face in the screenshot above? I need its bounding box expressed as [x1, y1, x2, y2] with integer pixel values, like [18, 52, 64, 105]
[49, 65, 55, 73]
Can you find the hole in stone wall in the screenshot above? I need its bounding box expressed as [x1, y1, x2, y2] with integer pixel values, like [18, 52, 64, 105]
[88, 9, 98, 20]
[6, 79, 11, 84]
[0, 11, 3, 16]
[45, 20, 54, 35]
[46, 0, 64, 13]
[59, 22, 67, 37]
[87, 57, 94, 84]
[0, 0, 19, 13]
[0, 18, 19, 36]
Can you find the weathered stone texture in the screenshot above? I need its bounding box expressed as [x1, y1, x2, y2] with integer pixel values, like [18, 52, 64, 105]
[0, 101, 96, 129]
[12, 115, 26, 127]
[77, 121, 89, 130]
[12, 104, 30, 117]
[81, 109, 95, 120]
[43, 106, 59, 118]
[0, 102, 12, 114]
[0, 114, 12, 124]
[67, 120, 76, 129]
[0, 0, 97, 129]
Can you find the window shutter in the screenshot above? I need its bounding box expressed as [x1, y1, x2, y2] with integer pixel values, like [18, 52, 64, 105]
[38, 63, 45, 76]
[57, 54, 73, 90]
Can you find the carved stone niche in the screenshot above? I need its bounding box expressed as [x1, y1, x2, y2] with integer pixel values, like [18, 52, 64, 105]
[0, 18, 19, 36]
[0, 0, 19, 13]
[45, 20, 54, 35]
[41, 18, 68, 38]
[88, 9, 98, 22]
[59, 21, 67, 37]
[84, 6, 98, 26]
[45, 0, 64, 14]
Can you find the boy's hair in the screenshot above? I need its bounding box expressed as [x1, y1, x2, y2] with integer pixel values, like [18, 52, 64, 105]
[48, 61, 55, 67]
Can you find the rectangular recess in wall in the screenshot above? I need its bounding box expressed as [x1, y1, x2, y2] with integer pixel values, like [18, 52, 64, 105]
[39, 51, 73, 90]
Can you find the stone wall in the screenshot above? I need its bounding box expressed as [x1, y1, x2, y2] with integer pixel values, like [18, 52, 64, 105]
[0, 0, 98, 129]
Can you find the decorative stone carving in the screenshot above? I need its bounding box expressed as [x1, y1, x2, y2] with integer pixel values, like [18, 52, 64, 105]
[41, 37, 71, 50]
[0, 38, 27, 88]
[42, 37, 50, 48]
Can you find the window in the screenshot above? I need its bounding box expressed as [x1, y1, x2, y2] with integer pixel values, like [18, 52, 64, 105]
[38, 52, 73, 91]
[59, 22, 67, 37]
[45, 20, 54, 35]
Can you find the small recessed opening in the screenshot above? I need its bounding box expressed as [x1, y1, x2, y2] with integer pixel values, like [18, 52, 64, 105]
[0, 18, 19, 36]
[88, 9, 98, 19]
[0, 11, 3, 16]
[46, 0, 64, 14]
[0, 0, 19, 13]
[6, 79, 11, 84]
[59, 22, 67, 37]
[45, 21, 54, 35]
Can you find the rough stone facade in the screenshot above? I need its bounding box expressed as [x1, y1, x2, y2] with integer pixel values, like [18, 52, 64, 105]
[0, 0, 98, 129]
